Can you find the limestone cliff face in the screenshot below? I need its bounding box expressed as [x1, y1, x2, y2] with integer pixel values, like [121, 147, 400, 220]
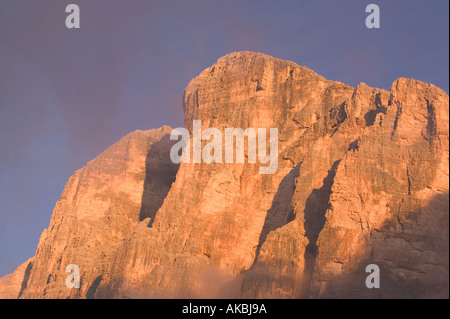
[15, 126, 179, 298]
[308, 78, 449, 298]
[1, 52, 448, 298]
[0, 259, 32, 299]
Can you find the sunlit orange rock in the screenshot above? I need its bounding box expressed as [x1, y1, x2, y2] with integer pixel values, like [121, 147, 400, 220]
[1, 52, 447, 298]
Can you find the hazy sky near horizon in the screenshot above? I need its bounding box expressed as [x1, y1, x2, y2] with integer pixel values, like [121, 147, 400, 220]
[0, 0, 448, 276]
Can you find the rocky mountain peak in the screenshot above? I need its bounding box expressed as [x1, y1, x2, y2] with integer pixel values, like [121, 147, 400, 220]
[1, 52, 448, 299]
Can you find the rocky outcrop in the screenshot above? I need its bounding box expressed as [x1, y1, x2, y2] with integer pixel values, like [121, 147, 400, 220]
[0, 259, 32, 299]
[309, 78, 449, 298]
[16, 126, 179, 298]
[1, 52, 448, 298]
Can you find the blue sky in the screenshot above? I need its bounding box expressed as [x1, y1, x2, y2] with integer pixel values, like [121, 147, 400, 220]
[0, 0, 448, 276]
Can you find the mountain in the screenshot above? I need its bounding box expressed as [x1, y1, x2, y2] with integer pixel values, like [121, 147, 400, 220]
[1, 52, 448, 298]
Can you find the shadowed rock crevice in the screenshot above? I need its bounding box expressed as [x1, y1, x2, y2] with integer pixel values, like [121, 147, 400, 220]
[425, 99, 438, 142]
[237, 163, 302, 298]
[86, 275, 102, 299]
[301, 160, 341, 297]
[254, 163, 301, 259]
[348, 139, 360, 151]
[364, 93, 387, 126]
[17, 261, 32, 298]
[329, 102, 348, 136]
[391, 106, 403, 137]
[139, 134, 179, 226]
